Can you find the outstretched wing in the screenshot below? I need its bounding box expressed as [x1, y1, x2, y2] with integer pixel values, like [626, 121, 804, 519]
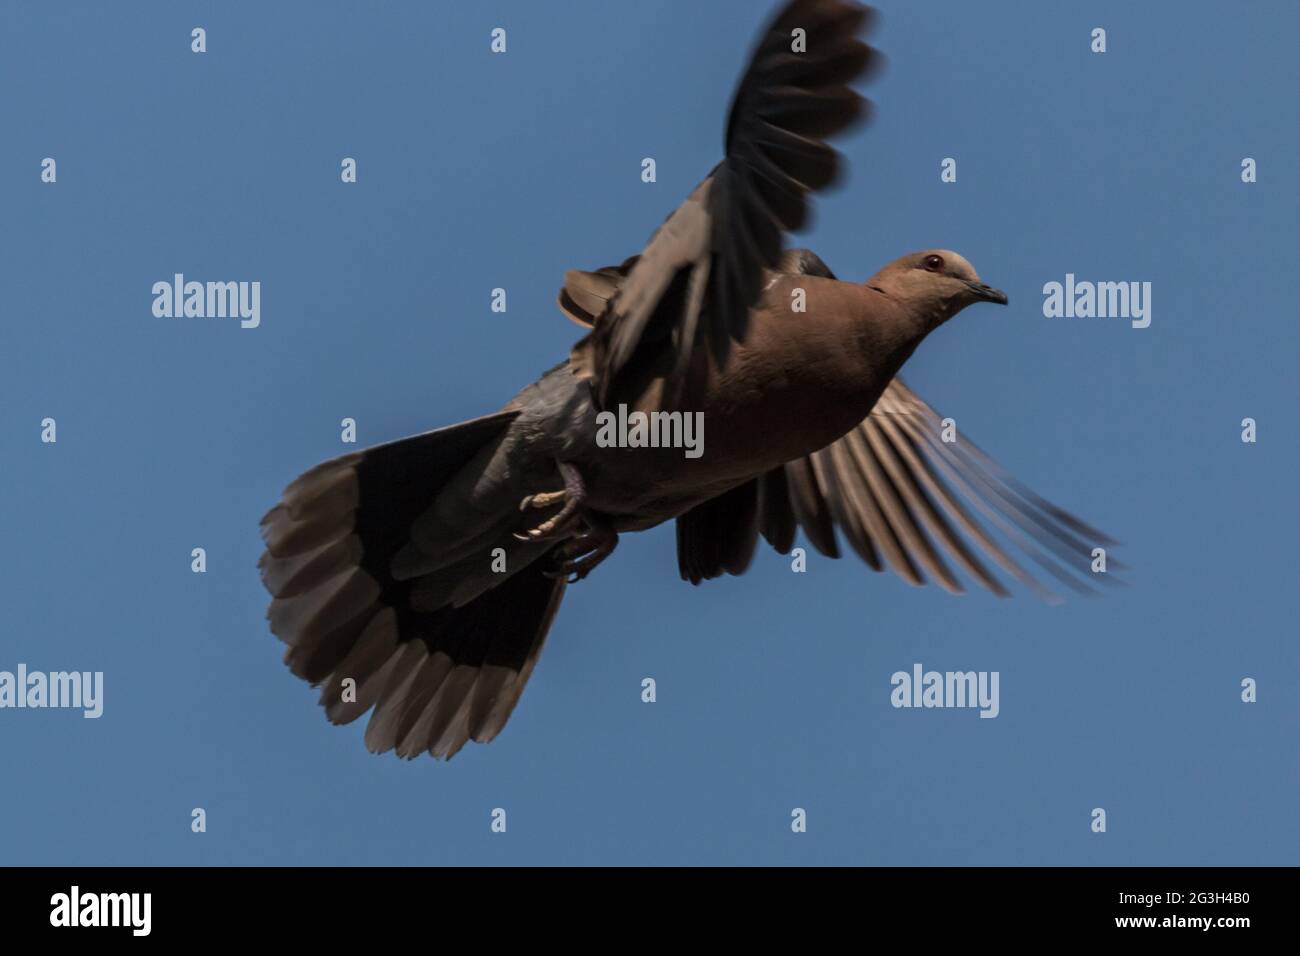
[750, 380, 1121, 601]
[677, 379, 1122, 602]
[568, 0, 879, 406]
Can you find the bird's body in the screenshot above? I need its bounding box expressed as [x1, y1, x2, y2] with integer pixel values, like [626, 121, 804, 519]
[509, 271, 918, 527]
[259, 0, 1119, 760]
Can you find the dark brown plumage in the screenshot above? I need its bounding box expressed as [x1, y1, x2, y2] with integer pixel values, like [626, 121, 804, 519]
[260, 0, 1119, 760]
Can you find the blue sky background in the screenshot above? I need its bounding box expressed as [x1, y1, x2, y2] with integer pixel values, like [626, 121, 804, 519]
[1, 0, 1296, 866]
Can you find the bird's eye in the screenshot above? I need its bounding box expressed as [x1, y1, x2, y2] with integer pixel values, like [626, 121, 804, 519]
[923, 254, 945, 272]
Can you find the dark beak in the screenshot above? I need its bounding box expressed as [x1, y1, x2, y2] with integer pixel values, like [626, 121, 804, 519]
[966, 280, 1008, 305]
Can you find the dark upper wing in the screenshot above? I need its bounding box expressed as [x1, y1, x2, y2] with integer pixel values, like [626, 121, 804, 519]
[569, 0, 878, 406]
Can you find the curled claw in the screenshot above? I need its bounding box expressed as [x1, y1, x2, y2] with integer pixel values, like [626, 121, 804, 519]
[514, 461, 586, 542]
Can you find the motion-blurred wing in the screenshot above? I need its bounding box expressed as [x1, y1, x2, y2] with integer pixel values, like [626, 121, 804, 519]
[569, 0, 879, 406]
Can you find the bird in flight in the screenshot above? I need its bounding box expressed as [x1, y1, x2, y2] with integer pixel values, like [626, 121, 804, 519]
[260, 0, 1119, 759]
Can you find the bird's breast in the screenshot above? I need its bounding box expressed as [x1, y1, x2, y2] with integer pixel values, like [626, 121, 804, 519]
[560, 281, 917, 522]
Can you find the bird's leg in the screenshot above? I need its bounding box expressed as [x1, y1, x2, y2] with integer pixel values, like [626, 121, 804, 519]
[545, 513, 619, 583]
[514, 460, 586, 541]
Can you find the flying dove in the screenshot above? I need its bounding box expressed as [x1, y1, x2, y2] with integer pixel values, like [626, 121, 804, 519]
[260, 0, 1119, 760]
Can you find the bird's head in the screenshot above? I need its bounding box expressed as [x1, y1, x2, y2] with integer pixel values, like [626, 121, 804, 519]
[869, 250, 1008, 328]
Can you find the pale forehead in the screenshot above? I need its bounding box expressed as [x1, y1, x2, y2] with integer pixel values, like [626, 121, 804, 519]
[928, 249, 975, 274]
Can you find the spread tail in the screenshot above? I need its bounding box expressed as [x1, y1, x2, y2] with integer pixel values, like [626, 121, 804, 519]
[259, 411, 567, 759]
